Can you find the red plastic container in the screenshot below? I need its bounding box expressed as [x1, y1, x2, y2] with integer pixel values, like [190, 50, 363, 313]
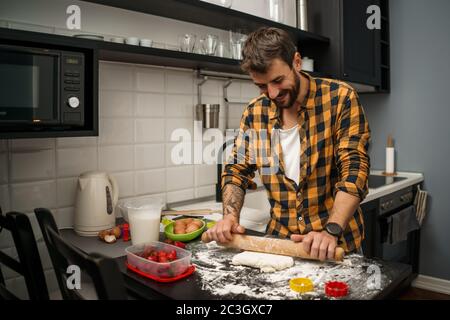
[125, 241, 191, 279]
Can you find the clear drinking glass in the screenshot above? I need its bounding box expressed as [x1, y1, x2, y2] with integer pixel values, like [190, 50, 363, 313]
[178, 33, 196, 53]
[201, 34, 218, 55]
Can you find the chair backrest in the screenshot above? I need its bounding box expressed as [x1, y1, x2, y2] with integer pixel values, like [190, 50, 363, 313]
[34, 208, 127, 300]
[0, 211, 49, 300]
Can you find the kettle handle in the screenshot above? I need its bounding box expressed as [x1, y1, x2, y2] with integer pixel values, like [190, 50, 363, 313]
[108, 174, 119, 207]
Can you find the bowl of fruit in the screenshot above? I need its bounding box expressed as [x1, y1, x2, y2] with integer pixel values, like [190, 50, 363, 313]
[164, 218, 206, 242]
[125, 241, 191, 279]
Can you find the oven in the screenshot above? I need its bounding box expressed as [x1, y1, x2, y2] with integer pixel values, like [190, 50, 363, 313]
[362, 181, 421, 274]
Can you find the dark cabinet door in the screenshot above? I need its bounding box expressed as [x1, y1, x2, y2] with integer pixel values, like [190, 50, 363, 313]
[342, 0, 381, 86]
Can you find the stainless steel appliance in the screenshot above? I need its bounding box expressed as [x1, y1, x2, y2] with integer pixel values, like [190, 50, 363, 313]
[0, 44, 85, 131]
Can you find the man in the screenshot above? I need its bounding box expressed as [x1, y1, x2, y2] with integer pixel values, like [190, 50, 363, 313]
[205, 27, 371, 261]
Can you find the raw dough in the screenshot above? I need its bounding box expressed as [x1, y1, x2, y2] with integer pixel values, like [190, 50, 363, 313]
[231, 251, 294, 273]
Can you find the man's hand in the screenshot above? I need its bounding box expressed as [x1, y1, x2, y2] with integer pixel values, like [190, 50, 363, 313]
[291, 231, 338, 261]
[204, 214, 245, 243]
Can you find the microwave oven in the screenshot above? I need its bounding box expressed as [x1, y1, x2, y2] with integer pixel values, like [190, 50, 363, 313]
[0, 44, 85, 131]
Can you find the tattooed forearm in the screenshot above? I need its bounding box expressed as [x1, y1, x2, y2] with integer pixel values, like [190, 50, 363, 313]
[222, 184, 245, 219]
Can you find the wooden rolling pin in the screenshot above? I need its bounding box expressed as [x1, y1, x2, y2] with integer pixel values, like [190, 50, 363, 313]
[201, 232, 345, 262]
[161, 209, 221, 216]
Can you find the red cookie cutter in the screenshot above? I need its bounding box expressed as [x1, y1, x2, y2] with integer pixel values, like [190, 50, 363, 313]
[325, 281, 349, 298]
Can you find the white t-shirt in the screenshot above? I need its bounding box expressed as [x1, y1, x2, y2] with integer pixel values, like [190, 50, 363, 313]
[279, 125, 300, 185]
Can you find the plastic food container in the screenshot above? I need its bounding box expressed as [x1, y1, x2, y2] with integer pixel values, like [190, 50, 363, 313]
[125, 241, 191, 278]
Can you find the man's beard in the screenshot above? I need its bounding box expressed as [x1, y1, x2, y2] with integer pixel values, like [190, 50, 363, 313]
[273, 70, 301, 109]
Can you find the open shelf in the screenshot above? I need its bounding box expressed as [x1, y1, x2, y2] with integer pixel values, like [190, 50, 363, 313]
[81, 0, 330, 45]
[1, 28, 331, 78]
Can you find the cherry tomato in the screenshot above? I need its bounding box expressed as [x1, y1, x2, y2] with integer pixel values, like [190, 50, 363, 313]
[167, 250, 177, 261]
[174, 241, 186, 249]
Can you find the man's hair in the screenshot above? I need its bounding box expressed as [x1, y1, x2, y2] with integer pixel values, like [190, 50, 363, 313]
[241, 27, 297, 73]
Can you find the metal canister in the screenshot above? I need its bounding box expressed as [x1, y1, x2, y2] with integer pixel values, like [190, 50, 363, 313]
[196, 104, 220, 129]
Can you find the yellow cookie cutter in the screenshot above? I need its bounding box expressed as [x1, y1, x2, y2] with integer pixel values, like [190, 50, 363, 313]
[289, 278, 314, 293]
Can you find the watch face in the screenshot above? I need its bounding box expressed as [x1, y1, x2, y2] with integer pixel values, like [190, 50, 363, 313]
[327, 223, 342, 236]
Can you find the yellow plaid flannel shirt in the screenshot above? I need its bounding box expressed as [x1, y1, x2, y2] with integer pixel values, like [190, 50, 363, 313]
[222, 72, 371, 253]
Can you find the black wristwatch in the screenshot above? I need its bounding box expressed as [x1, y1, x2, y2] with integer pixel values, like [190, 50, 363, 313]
[324, 223, 343, 239]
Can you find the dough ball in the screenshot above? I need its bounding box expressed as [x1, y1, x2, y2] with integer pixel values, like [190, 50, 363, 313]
[231, 251, 294, 273]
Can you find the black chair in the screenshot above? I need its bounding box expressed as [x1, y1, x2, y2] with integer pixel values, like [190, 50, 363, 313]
[0, 210, 50, 300]
[34, 208, 127, 300]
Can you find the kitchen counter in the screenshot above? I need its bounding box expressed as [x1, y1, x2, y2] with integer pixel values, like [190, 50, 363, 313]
[362, 171, 424, 204]
[60, 229, 413, 300]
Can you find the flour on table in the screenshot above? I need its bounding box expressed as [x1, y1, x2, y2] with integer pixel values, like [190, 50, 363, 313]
[231, 251, 294, 273]
[188, 241, 392, 300]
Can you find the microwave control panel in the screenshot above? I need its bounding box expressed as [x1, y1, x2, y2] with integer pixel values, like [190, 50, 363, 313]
[61, 52, 84, 126]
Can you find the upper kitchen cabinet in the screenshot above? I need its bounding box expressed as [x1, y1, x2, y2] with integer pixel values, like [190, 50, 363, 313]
[308, 0, 390, 92]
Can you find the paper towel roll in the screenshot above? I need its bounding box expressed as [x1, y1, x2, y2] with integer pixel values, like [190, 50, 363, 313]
[386, 147, 395, 174]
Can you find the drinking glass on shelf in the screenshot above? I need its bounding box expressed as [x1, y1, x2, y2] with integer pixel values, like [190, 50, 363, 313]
[216, 41, 227, 58]
[178, 33, 196, 53]
[201, 34, 218, 55]
[229, 31, 247, 60]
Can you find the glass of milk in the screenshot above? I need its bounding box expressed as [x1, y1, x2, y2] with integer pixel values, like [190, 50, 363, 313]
[127, 198, 164, 245]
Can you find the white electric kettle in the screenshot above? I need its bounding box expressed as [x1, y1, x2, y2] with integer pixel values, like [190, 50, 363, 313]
[74, 171, 119, 236]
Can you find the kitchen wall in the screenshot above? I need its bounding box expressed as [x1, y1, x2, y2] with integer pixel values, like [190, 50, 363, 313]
[0, 0, 268, 298]
[360, 0, 450, 281]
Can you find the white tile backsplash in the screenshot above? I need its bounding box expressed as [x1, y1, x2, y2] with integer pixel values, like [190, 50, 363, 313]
[166, 142, 193, 167]
[99, 90, 134, 118]
[100, 63, 134, 91]
[135, 118, 165, 143]
[0, 153, 8, 184]
[166, 166, 194, 191]
[56, 178, 78, 208]
[0, 184, 10, 212]
[10, 149, 55, 182]
[10, 180, 57, 212]
[166, 118, 194, 142]
[165, 94, 194, 118]
[114, 171, 134, 198]
[0, 140, 7, 152]
[135, 144, 165, 170]
[57, 147, 98, 178]
[136, 93, 165, 117]
[195, 185, 216, 199]
[56, 137, 98, 148]
[167, 188, 194, 203]
[55, 207, 74, 229]
[11, 138, 54, 151]
[166, 70, 194, 94]
[135, 67, 165, 92]
[195, 164, 217, 186]
[99, 119, 134, 145]
[99, 145, 134, 172]
[200, 79, 221, 96]
[241, 82, 260, 99]
[135, 169, 166, 195]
